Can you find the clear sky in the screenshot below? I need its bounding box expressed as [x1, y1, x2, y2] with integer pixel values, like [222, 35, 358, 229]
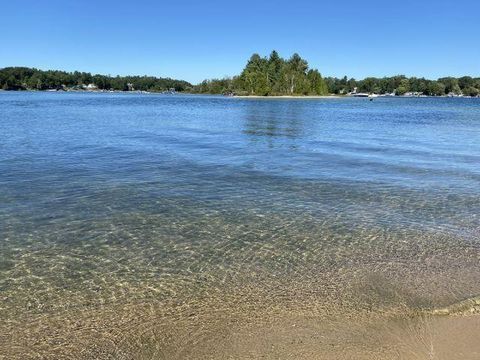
[1, 0, 479, 84]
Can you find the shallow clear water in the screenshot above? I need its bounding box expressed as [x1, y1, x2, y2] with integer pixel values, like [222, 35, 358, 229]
[1, 92, 479, 358]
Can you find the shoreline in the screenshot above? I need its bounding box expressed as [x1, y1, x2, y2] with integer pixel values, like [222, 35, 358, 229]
[232, 94, 343, 99]
[2, 90, 478, 99]
[232, 94, 479, 99]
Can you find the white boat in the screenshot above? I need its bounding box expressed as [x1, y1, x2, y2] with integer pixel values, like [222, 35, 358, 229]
[352, 93, 378, 98]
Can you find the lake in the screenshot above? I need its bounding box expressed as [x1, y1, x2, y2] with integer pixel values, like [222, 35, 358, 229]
[1, 92, 480, 358]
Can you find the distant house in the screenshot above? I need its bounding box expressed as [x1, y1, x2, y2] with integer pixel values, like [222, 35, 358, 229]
[86, 83, 98, 90]
[346, 87, 357, 96]
[127, 83, 134, 91]
[162, 88, 176, 94]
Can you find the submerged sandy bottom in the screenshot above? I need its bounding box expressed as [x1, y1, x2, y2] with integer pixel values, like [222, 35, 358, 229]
[3, 291, 480, 359]
[2, 209, 480, 359]
[2, 248, 480, 359]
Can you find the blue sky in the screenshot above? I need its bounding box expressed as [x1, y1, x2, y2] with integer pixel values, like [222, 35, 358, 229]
[1, 0, 479, 84]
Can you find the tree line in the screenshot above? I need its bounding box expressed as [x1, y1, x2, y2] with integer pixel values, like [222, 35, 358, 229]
[193, 51, 329, 96]
[2, 56, 480, 96]
[325, 75, 480, 96]
[0, 67, 192, 92]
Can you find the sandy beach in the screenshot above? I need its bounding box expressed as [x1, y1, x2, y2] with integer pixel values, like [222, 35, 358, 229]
[233, 95, 343, 99]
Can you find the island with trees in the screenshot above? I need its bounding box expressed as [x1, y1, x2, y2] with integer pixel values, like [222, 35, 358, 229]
[193, 51, 329, 96]
[1, 51, 479, 97]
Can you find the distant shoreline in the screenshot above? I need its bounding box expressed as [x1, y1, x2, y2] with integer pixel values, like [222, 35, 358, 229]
[1, 89, 479, 99]
[232, 95, 343, 99]
[232, 94, 479, 99]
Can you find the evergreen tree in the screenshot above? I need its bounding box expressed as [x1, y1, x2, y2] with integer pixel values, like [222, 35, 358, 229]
[307, 69, 328, 95]
[267, 50, 283, 92]
[285, 53, 308, 94]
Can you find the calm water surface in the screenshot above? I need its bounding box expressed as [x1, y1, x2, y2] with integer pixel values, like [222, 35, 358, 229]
[1, 92, 479, 358]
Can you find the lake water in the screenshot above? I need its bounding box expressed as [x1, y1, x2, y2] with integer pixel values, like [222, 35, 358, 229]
[1, 92, 480, 358]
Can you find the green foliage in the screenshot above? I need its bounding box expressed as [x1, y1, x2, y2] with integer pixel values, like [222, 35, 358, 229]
[195, 78, 236, 94]
[438, 77, 460, 94]
[427, 81, 446, 96]
[462, 86, 479, 97]
[239, 54, 270, 95]
[307, 69, 328, 95]
[326, 74, 480, 96]
[0, 67, 192, 92]
[395, 79, 411, 95]
[193, 51, 329, 96]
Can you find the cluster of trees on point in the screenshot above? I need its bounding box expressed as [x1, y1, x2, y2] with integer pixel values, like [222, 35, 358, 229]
[325, 75, 480, 96]
[193, 51, 329, 96]
[0, 67, 192, 92]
